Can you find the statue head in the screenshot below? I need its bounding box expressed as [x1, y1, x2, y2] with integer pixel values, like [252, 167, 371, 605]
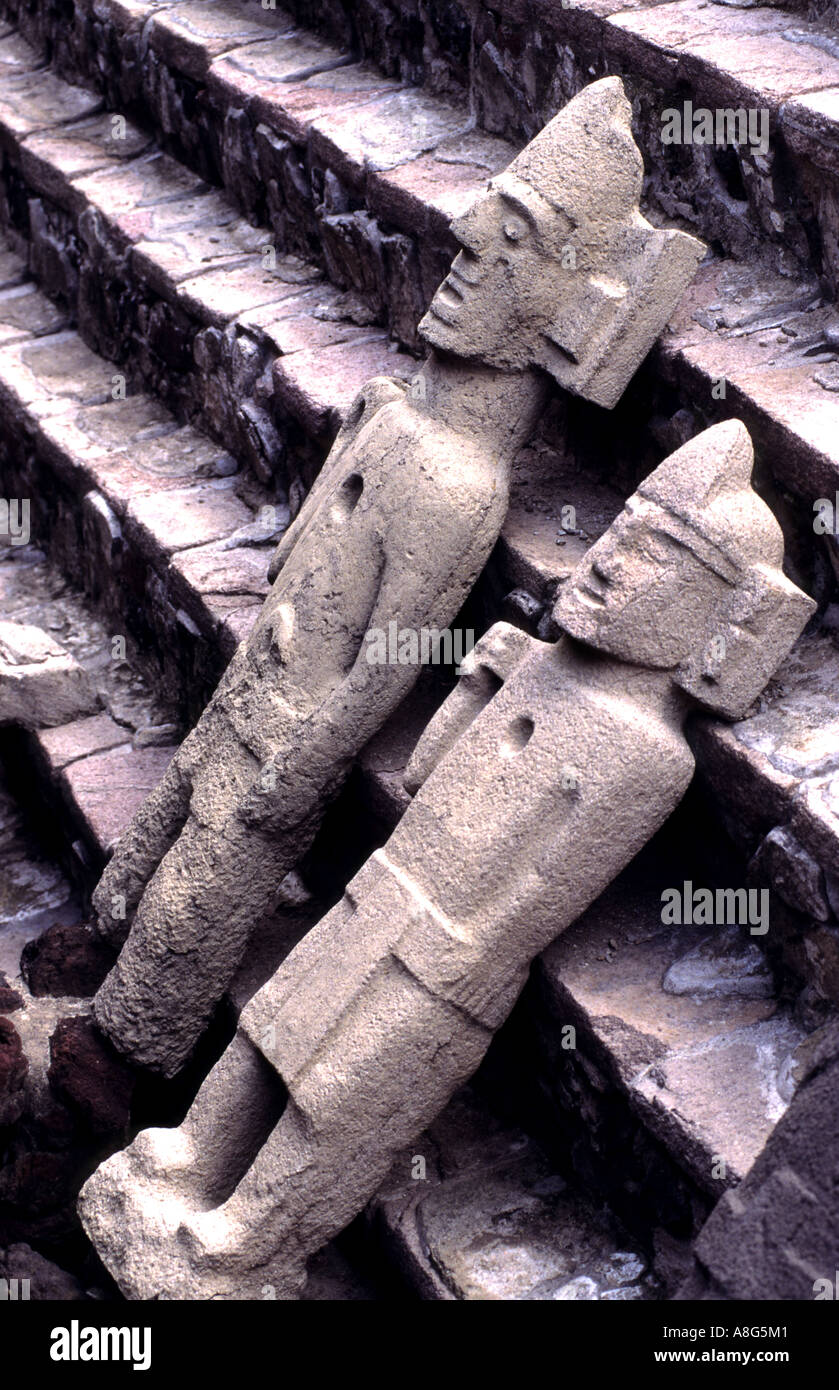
[419, 77, 705, 408]
[554, 420, 815, 718]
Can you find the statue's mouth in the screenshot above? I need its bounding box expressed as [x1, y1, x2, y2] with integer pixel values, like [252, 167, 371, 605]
[436, 276, 465, 310]
[431, 253, 485, 319]
[574, 579, 607, 608]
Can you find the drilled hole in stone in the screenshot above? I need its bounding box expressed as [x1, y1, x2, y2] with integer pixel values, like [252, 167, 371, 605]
[331, 473, 364, 522]
[499, 714, 534, 758]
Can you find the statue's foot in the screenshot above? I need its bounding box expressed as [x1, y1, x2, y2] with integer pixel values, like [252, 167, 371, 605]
[79, 1137, 307, 1301]
[173, 1208, 307, 1301]
[79, 1147, 202, 1300]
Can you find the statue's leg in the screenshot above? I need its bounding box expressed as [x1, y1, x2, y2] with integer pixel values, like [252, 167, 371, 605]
[92, 808, 303, 1075]
[82, 952, 493, 1299]
[164, 959, 492, 1299]
[78, 1031, 287, 1301]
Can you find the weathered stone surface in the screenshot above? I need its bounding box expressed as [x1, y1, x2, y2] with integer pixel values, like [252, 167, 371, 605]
[662, 259, 839, 503]
[272, 335, 414, 439]
[0, 331, 113, 422]
[0, 621, 99, 728]
[540, 880, 806, 1192]
[20, 112, 153, 213]
[79, 421, 813, 1298]
[126, 480, 254, 559]
[61, 742, 177, 857]
[207, 31, 360, 130]
[147, 0, 289, 80]
[0, 66, 102, 144]
[0, 280, 66, 344]
[749, 824, 831, 919]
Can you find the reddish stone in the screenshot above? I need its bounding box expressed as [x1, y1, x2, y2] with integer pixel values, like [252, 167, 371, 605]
[0, 1016, 28, 1125]
[48, 1016, 135, 1137]
[0, 970, 23, 1012]
[21, 921, 117, 999]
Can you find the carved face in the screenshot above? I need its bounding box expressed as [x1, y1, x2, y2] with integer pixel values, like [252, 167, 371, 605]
[419, 173, 578, 368]
[555, 497, 730, 668]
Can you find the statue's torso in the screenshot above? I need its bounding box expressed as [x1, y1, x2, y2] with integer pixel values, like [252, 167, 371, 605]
[242, 638, 695, 1070]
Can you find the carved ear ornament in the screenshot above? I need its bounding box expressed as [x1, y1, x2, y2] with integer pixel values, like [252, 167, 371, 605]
[675, 562, 815, 719]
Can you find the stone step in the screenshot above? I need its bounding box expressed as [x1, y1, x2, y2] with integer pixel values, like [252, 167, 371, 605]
[366, 1086, 659, 1300]
[0, 233, 615, 728]
[5, 0, 839, 293]
[0, 541, 180, 884]
[0, 27, 418, 506]
[0, 233, 281, 710]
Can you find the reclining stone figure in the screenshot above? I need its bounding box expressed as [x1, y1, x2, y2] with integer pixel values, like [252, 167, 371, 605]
[88, 76, 704, 1077]
[79, 419, 815, 1299]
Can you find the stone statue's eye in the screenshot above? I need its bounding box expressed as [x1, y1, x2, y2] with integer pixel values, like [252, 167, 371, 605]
[503, 218, 526, 243]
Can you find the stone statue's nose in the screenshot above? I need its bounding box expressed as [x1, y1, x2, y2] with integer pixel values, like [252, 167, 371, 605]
[591, 551, 620, 583]
[450, 197, 492, 256]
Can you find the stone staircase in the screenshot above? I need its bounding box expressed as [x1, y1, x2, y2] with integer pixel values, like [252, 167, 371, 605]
[0, 0, 837, 1300]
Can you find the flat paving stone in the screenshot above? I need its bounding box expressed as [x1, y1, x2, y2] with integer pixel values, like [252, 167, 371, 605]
[148, 0, 291, 79]
[310, 88, 474, 190]
[0, 282, 67, 345]
[126, 478, 254, 556]
[20, 114, 153, 212]
[273, 335, 415, 437]
[207, 30, 355, 128]
[0, 332, 114, 423]
[246, 60, 402, 145]
[39, 712, 132, 772]
[0, 68, 102, 144]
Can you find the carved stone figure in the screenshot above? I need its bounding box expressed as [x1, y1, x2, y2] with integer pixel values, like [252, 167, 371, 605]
[78, 420, 815, 1300]
[88, 76, 704, 1078]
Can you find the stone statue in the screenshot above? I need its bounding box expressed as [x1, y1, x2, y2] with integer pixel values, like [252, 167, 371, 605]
[88, 76, 704, 1077]
[79, 419, 814, 1299]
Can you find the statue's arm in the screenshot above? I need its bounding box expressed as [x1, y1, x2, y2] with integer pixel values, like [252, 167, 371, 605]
[267, 376, 408, 582]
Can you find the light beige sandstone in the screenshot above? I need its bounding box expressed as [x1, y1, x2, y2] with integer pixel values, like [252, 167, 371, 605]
[78, 420, 814, 1300]
[88, 77, 704, 1078]
[0, 620, 98, 728]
